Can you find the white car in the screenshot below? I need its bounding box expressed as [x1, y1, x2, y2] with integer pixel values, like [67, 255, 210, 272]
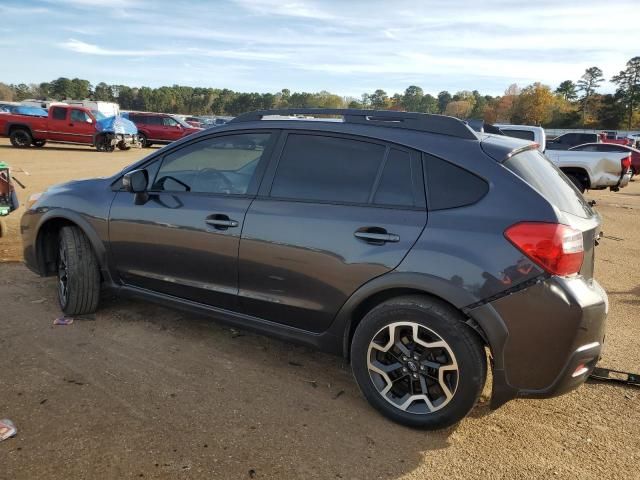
[494, 124, 546, 152]
[544, 150, 632, 193]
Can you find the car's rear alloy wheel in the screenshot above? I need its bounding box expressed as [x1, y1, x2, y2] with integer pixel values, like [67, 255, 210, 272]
[367, 322, 459, 414]
[351, 296, 486, 429]
[138, 133, 148, 148]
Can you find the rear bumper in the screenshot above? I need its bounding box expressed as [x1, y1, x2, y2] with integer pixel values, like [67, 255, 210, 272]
[614, 171, 632, 190]
[468, 276, 607, 408]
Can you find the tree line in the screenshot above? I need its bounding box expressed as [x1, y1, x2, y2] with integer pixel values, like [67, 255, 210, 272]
[1, 56, 638, 129]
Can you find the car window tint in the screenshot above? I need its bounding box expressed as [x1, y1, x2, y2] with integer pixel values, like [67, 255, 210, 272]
[51, 107, 67, 120]
[504, 149, 593, 219]
[373, 149, 415, 207]
[152, 133, 271, 195]
[502, 129, 535, 141]
[424, 154, 488, 210]
[271, 134, 385, 203]
[70, 110, 89, 123]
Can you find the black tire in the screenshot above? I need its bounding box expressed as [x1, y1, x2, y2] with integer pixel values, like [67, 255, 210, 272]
[351, 295, 486, 429]
[95, 134, 115, 152]
[567, 174, 586, 193]
[117, 142, 131, 151]
[138, 133, 149, 148]
[10, 129, 32, 148]
[57, 226, 100, 315]
[33, 139, 47, 148]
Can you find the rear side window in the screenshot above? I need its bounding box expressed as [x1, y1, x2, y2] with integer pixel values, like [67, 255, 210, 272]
[373, 149, 415, 207]
[270, 134, 386, 204]
[502, 129, 535, 141]
[424, 154, 488, 210]
[504, 149, 594, 218]
[51, 107, 67, 120]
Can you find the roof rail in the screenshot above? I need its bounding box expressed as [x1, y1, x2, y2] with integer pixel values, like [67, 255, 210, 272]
[229, 108, 478, 140]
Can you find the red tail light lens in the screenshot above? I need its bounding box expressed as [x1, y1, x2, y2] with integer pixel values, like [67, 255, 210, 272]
[504, 223, 584, 276]
[622, 155, 632, 170]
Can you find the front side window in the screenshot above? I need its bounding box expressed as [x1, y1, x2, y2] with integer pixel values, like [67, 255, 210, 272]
[270, 134, 386, 203]
[71, 109, 90, 123]
[163, 117, 179, 127]
[152, 133, 271, 195]
[51, 107, 67, 120]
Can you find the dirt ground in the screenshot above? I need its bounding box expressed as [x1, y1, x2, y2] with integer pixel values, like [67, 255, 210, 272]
[0, 138, 639, 479]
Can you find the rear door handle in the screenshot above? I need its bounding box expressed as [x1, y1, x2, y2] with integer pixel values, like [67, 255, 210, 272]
[354, 228, 400, 245]
[206, 214, 238, 230]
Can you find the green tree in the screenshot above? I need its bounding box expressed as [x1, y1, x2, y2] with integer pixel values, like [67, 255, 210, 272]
[611, 56, 640, 129]
[402, 85, 424, 112]
[576, 67, 604, 125]
[369, 89, 388, 109]
[421, 93, 438, 113]
[94, 82, 114, 101]
[49, 77, 75, 99]
[555, 80, 577, 101]
[437, 91, 451, 113]
[0, 82, 13, 101]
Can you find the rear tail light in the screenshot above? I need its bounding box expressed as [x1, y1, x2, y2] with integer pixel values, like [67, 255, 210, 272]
[504, 222, 584, 276]
[622, 155, 632, 171]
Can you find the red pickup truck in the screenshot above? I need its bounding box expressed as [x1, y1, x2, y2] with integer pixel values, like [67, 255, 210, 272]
[0, 105, 138, 152]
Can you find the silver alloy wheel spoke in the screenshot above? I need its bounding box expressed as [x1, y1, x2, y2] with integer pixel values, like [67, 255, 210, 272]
[367, 321, 459, 414]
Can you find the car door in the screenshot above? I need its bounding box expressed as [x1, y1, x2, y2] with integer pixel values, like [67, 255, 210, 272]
[109, 131, 276, 309]
[68, 108, 96, 144]
[162, 116, 185, 142]
[144, 115, 165, 142]
[47, 106, 70, 142]
[237, 132, 427, 333]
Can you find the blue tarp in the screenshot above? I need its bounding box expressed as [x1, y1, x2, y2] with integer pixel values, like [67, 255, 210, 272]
[11, 106, 48, 117]
[95, 115, 138, 135]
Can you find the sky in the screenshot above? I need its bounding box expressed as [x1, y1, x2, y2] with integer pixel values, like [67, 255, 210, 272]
[1, 0, 638, 97]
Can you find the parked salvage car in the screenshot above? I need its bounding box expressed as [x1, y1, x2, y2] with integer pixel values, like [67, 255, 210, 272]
[0, 104, 139, 151]
[123, 111, 202, 147]
[545, 149, 632, 192]
[21, 109, 608, 429]
[570, 143, 640, 177]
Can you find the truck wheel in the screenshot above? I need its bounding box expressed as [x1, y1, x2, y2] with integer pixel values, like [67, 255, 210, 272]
[33, 139, 47, 148]
[10, 129, 32, 148]
[118, 142, 131, 151]
[351, 295, 486, 429]
[566, 174, 586, 193]
[57, 226, 100, 315]
[95, 134, 115, 152]
[138, 133, 149, 148]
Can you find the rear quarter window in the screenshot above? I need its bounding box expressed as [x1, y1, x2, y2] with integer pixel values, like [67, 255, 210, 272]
[504, 149, 594, 218]
[423, 153, 488, 210]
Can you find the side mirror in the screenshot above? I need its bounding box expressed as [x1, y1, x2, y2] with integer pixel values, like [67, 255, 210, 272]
[86, 118, 93, 124]
[122, 169, 148, 193]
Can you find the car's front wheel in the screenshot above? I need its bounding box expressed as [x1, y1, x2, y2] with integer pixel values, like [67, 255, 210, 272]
[351, 296, 486, 429]
[57, 226, 101, 315]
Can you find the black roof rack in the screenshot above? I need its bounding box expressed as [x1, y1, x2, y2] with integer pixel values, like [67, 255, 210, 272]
[229, 108, 478, 140]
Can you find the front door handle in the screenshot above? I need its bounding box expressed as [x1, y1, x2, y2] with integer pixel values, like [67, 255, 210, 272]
[354, 227, 400, 245]
[206, 214, 238, 230]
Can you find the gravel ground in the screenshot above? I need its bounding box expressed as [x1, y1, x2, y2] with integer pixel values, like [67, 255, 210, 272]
[0, 139, 639, 479]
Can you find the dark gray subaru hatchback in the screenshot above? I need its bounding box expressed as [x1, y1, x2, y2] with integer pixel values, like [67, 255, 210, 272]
[21, 109, 607, 429]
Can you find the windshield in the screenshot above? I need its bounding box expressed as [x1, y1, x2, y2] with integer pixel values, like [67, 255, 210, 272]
[91, 110, 106, 120]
